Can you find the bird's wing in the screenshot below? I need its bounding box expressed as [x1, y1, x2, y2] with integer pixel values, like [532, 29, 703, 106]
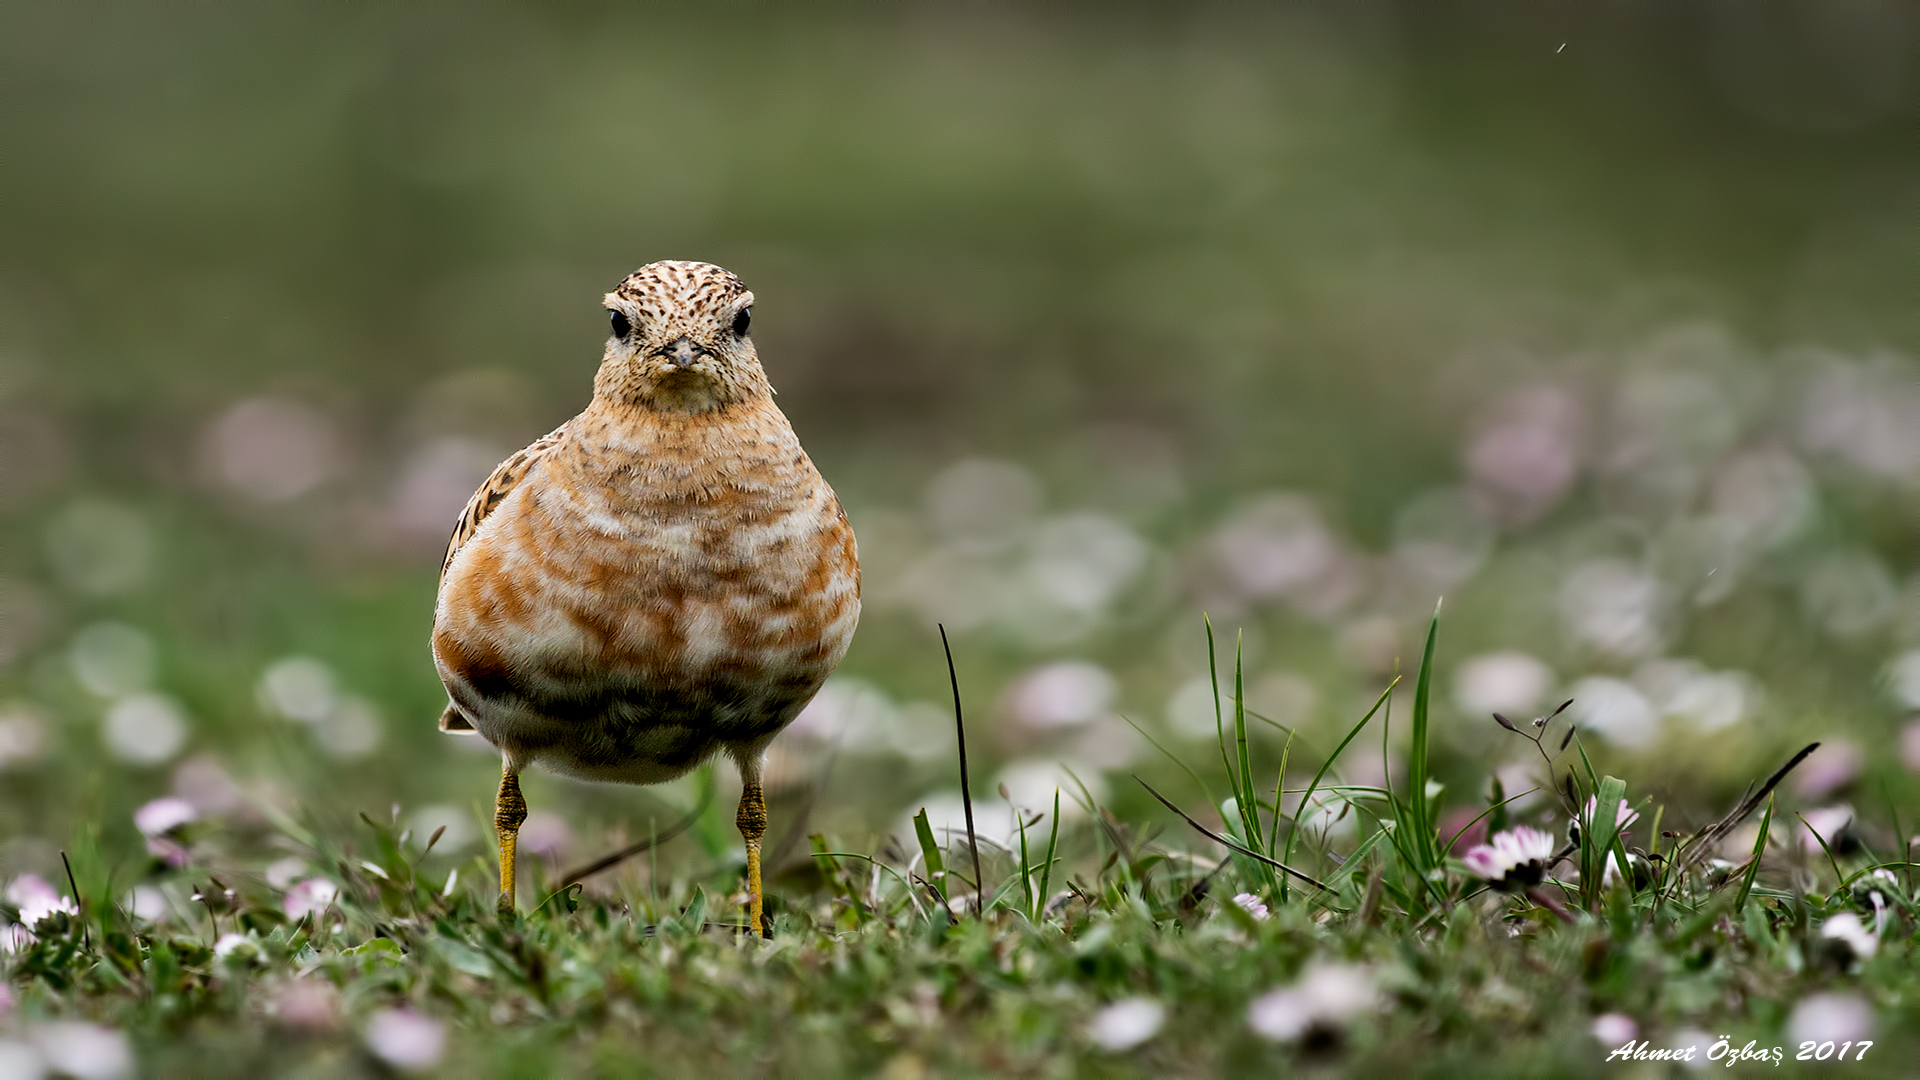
[435, 423, 568, 736]
[439, 423, 569, 584]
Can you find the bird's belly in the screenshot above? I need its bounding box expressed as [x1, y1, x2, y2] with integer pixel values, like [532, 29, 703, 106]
[432, 490, 860, 782]
[457, 663, 817, 785]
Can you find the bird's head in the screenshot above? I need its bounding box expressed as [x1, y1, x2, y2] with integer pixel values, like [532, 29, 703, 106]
[596, 261, 767, 412]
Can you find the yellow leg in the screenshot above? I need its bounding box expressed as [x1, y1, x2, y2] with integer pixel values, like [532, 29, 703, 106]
[495, 766, 526, 916]
[736, 768, 768, 937]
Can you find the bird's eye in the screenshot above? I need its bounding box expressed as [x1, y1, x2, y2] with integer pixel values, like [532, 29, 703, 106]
[609, 310, 631, 339]
[732, 306, 751, 337]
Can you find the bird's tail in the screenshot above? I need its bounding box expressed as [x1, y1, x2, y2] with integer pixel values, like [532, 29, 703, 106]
[438, 701, 480, 735]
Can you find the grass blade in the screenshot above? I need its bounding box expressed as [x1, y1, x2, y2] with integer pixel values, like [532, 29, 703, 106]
[809, 836, 868, 922]
[1117, 712, 1218, 809]
[1440, 786, 1539, 856]
[1340, 824, 1392, 885]
[1407, 602, 1441, 870]
[1244, 630, 1259, 841]
[560, 796, 708, 886]
[1582, 776, 1627, 910]
[811, 851, 927, 923]
[1204, 617, 1239, 814]
[1016, 806, 1034, 917]
[1798, 811, 1846, 885]
[1669, 743, 1819, 877]
[913, 808, 947, 901]
[1037, 789, 1061, 919]
[59, 850, 89, 953]
[1269, 729, 1293, 862]
[1233, 632, 1261, 856]
[1135, 776, 1331, 891]
[1735, 793, 1772, 911]
[939, 624, 986, 918]
[1284, 677, 1398, 869]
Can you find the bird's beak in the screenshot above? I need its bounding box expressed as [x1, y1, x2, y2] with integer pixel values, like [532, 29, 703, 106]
[668, 336, 700, 369]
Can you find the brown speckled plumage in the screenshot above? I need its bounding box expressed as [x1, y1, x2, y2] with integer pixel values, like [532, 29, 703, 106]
[430, 260, 860, 928]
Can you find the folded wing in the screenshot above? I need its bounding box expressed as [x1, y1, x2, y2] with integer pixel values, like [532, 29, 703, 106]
[435, 423, 570, 734]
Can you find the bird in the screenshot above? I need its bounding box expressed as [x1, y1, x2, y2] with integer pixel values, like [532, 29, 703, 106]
[430, 260, 860, 934]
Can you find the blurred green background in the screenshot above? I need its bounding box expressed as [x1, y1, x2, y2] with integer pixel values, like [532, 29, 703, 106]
[1, 2, 1917, 889]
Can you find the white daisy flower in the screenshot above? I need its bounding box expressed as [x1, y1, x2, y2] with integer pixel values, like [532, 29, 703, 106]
[1461, 826, 1557, 891]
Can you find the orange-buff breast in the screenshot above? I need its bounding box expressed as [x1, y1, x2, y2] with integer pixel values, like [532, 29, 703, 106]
[431, 394, 860, 785]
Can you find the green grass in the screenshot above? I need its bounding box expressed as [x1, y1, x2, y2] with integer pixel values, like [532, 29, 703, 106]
[4, 616, 1916, 1078]
[1, 7, 1915, 1075]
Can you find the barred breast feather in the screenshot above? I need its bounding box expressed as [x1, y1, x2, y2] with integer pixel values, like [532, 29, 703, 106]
[430, 393, 860, 784]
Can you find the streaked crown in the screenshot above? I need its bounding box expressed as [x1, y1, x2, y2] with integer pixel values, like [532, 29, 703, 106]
[598, 261, 765, 412]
